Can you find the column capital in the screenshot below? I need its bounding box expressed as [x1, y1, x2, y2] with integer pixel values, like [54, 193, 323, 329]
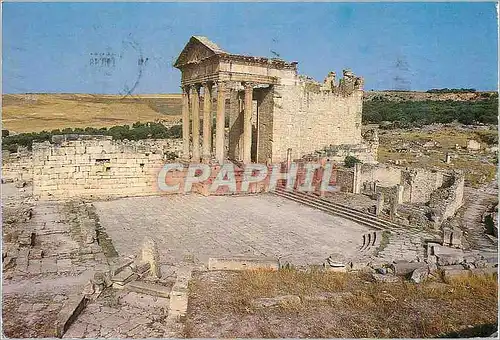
[201, 81, 214, 88]
[242, 81, 256, 89]
[180, 84, 191, 93]
[191, 84, 202, 93]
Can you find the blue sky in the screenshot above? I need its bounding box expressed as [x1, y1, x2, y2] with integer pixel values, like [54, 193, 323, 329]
[3, 2, 498, 94]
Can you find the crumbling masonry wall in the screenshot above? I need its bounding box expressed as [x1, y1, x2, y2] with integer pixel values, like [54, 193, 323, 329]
[357, 164, 453, 204]
[27, 136, 344, 199]
[428, 173, 465, 225]
[2, 151, 33, 182]
[401, 169, 444, 204]
[31, 137, 177, 199]
[271, 72, 365, 163]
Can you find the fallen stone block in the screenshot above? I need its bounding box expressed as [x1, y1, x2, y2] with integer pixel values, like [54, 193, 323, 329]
[110, 258, 135, 275]
[124, 281, 170, 298]
[410, 266, 429, 284]
[55, 294, 88, 337]
[169, 266, 192, 318]
[324, 264, 347, 272]
[442, 267, 470, 281]
[390, 261, 426, 276]
[208, 256, 279, 271]
[134, 262, 151, 275]
[112, 282, 125, 289]
[469, 267, 498, 277]
[479, 252, 498, 266]
[437, 254, 464, 266]
[111, 267, 138, 285]
[371, 273, 400, 283]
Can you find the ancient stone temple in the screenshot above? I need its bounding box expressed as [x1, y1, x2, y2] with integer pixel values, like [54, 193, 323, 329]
[174, 36, 377, 164]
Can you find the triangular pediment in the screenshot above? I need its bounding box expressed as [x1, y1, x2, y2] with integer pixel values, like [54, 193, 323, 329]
[174, 36, 227, 68]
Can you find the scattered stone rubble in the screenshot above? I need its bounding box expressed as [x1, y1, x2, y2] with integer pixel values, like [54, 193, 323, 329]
[324, 240, 497, 285]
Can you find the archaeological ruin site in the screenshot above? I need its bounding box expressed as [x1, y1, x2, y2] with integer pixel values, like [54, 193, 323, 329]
[2, 36, 498, 338]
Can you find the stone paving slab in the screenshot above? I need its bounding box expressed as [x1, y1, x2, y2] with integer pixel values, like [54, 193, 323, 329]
[93, 194, 373, 266]
[63, 289, 169, 338]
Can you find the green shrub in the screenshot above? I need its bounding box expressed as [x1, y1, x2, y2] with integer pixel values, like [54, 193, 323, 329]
[344, 155, 361, 168]
[363, 98, 498, 126]
[2, 122, 182, 151]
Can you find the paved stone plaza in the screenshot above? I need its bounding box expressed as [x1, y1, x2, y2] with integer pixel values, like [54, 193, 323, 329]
[94, 194, 373, 266]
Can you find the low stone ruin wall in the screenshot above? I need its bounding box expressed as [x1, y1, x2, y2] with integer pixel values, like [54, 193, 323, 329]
[428, 173, 465, 226]
[336, 168, 354, 193]
[2, 151, 33, 182]
[401, 168, 444, 204]
[357, 164, 448, 204]
[31, 136, 182, 199]
[24, 136, 351, 200]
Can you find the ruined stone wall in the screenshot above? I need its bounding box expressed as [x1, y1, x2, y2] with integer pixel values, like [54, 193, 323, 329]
[31, 137, 182, 199]
[2, 151, 33, 182]
[336, 168, 354, 193]
[30, 135, 344, 199]
[360, 164, 402, 187]
[429, 173, 465, 225]
[271, 75, 363, 163]
[403, 169, 444, 204]
[358, 164, 450, 204]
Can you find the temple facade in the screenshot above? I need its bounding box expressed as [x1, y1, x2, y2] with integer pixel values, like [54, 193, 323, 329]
[174, 36, 377, 164]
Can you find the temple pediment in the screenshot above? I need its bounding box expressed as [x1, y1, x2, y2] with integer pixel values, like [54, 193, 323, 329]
[174, 36, 227, 68]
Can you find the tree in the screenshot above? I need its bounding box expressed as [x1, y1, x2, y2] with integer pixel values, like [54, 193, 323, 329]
[344, 155, 362, 168]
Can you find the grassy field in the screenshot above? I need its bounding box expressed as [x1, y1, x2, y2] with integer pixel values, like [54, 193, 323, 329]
[186, 268, 497, 338]
[2, 94, 182, 133]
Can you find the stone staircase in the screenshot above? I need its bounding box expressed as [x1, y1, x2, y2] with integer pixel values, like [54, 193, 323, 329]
[273, 187, 409, 233]
[272, 188, 442, 262]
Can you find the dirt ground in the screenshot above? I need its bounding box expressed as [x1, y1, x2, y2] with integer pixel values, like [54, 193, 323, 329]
[185, 269, 498, 338]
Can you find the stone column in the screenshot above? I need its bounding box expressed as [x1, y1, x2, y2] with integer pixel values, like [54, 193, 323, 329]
[242, 82, 254, 164]
[215, 81, 226, 164]
[202, 82, 213, 162]
[191, 85, 201, 162]
[181, 85, 190, 160]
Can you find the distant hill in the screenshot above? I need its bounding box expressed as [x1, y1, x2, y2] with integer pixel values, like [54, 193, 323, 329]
[3, 90, 498, 133]
[364, 90, 497, 102]
[2, 93, 182, 133]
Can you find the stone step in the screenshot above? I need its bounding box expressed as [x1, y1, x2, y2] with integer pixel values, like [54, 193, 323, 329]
[274, 189, 390, 231]
[275, 188, 424, 234]
[111, 267, 138, 285]
[124, 281, 171, 298]
[306, 192, 403, 229]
